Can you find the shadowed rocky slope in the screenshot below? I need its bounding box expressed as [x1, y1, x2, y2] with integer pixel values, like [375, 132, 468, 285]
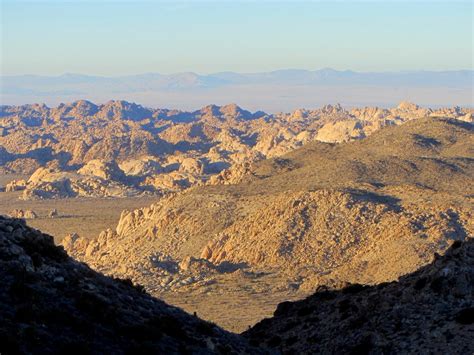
[0, 216, 259, 354]
[63, 117, 474, 331]
[245, 239, 474, 354]
[1, 216, 472, 354]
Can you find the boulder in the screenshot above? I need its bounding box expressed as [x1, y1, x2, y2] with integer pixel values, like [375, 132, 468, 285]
[78, 159, 128, 182]
[316, 120, 366, 143]
[179, 158, 205, 175]
[5, 179, 27, 192]
[8, 208, 37, 219]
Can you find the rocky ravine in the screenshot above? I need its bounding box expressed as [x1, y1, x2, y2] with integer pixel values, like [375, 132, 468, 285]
[63, 117, 474, 331]
[1, 100, 472, 199]
[1, 216, 472, 354]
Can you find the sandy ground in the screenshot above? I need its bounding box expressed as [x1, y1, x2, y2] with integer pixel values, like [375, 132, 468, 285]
[0, 174, 158, 243]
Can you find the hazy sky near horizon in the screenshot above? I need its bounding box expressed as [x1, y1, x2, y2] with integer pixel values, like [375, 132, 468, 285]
[1, 1, 472, 76]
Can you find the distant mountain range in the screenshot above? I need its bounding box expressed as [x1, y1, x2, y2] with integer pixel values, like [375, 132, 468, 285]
[2, 69, 473, 111]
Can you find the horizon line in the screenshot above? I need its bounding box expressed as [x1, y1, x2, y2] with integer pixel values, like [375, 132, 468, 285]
[2, 67, 474, 78]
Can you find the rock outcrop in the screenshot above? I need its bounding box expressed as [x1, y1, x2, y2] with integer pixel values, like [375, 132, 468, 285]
[18, 164, 143, 199]
[5, 179, 27, 192]
[77, 159, 128, 182]
[315, 120, 365, 143]
[8, 209, 37, 219]
[48, 209, 58, 218]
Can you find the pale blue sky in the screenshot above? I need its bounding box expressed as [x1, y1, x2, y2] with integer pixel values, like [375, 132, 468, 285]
[1, 1, 472, 75]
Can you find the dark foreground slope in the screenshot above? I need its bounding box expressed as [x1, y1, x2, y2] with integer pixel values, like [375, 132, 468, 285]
[245, 239, 474, 354]
[0, 216, 258, 354]
[0, 216, 473, 354]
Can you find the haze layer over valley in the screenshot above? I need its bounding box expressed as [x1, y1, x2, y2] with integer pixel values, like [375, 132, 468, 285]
[2, 69, 473, 111]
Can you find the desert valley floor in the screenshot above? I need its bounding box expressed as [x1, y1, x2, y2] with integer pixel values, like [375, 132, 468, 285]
[0, 177, 157, 244]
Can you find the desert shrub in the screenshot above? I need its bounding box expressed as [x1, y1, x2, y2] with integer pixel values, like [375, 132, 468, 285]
[9, 279, 34, 302]
[342, 284, 368, 294]
[195, 321, 216, 336]
[349, 334, 373, 355]
[282, 320, 298, 332]
[429, 276, 444, 293]
[118, 323, 163, 341]
[267, 335, 282, 347]
[115, 277, 147, 294]
[285, 336, 298, 346]
[274, 301, 292, 316]
[349, 314, 368, 328]
[414, 277, 427, 290]
[297, 306, 314, 316]
[146, 315, 190, 342]
[58, 341, 92, 354]
[455, 307, 474, 324]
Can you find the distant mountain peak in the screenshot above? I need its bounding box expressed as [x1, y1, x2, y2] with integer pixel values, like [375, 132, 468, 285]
[2, 69, 472, 110]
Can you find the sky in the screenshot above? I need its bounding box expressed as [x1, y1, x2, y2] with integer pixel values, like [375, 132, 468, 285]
[1, 0, 473, 76]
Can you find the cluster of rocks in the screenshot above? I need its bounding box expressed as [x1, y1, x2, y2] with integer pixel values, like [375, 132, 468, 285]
[4, 179, 27, 192]
[11, 161, 145, 200]
[1, 100, 472, 198]
[62, 218, 240, 294]
[7, 208, 59, 220]
[8, 209, 37, 219]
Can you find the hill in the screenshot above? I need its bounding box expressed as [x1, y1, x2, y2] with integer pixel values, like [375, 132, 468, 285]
[63, 117, 474, 331]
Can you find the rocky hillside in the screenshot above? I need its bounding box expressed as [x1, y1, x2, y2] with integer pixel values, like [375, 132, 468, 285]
[63, 117, 474, 331]
[0, 216, 259, 354]
[1, 100, 472, 199]
[245, 238, 474, 354]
